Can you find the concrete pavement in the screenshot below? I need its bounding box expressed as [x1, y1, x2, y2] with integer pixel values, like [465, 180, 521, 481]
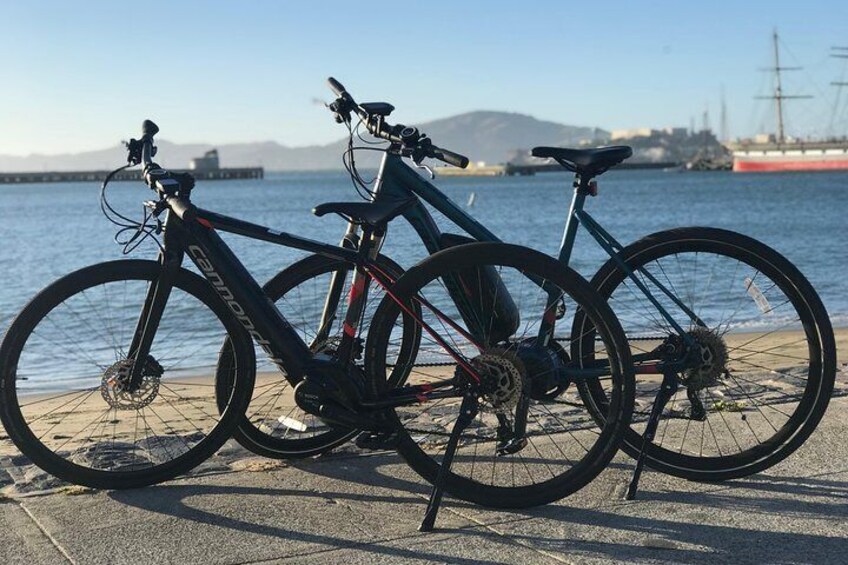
[1, 396, 847, 564]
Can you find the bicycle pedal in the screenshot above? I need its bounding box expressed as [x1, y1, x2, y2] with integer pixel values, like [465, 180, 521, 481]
[355, 431, 400, 451]
[496, 436, 528, 456]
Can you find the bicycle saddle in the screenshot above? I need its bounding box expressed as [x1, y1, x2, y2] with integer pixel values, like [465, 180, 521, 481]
[312, 197, 417, 226]
[531, 146, 632, 176]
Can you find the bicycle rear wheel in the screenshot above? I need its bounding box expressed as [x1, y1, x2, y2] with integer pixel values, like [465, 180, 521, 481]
[366, 242, 634, 508]
[574, 227, 836, 481]
[0, 260, 255, 489]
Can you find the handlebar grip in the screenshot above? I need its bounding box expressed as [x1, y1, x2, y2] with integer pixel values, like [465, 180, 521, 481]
[432, 146, 470, 169]
[142, 119, 159, 140]
[327, 77, 347, 97]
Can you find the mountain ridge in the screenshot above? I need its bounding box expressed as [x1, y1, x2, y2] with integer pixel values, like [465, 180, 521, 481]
[0, 111, 608, 172]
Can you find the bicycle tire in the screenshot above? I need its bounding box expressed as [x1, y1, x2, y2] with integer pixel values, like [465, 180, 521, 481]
[0, 260, 256, 489]
[573, 227, 836, 481]
[366, 242, 634, 508]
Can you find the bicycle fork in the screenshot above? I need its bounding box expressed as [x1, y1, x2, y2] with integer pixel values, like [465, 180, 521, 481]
[126, 240, 184, 391]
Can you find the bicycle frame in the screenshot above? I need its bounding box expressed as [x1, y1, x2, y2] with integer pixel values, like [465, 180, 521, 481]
[125, 203, 482, 411]
[322, 152, 701, 366]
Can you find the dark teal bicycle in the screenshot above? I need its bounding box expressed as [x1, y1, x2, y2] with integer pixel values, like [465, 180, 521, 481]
[222, 78, 837, 498]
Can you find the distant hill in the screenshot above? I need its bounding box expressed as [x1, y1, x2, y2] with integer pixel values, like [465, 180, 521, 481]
[411, 111, 607, 166]
[0, 111, 608, 172]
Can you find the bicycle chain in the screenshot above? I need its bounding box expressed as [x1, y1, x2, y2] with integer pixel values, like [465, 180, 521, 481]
[398, 336, 666, 368]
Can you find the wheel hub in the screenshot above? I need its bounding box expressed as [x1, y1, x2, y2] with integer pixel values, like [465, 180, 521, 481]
[515, 340, 571, 400]
[101, 357, 163, 410]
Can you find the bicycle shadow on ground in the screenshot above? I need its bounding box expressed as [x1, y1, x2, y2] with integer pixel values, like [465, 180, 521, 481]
[285, 453, 848, 563]
[106, 467, 848, 565]
[492, 502, 848, 564]
[290, 449, 634, 500]
[632, 471, 848, 520]
[107, 482, 530, 565]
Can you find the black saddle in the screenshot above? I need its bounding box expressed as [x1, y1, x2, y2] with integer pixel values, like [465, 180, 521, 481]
[312, 197, 416, 226]
[531, 146, 632, 176]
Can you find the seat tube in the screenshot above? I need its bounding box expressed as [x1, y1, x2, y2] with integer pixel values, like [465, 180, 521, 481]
[537, 179, 587, 346]
[334, 226, 383, 362]
[315, 153, 392, 343]
[556, 181, 587, 268]
[313, 220, 359, 345]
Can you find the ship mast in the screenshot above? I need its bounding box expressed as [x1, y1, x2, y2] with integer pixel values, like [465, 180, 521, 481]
[756, 30, 811, 144]
[832, 47, 848, 136]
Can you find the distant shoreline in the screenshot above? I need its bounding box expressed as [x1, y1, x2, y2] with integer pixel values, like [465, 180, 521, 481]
[0, 167, 264, 185]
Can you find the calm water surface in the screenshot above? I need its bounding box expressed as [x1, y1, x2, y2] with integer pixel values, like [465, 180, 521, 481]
[1, 168, 845, 390]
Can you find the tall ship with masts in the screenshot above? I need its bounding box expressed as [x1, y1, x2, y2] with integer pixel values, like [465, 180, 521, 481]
[729, 31, 848, 172]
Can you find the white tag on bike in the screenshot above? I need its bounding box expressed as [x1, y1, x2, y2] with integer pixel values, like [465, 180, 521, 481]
[276, 416, 308, 432]
[745, 277, 772, 314]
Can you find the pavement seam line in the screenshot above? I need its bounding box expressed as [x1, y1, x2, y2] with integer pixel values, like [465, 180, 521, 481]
[428, 496, 575, 565]
[235, 531, 457, 565]
[18, 501, 76, 564]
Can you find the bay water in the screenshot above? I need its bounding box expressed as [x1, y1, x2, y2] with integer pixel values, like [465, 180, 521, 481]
[1, 168, 845, 391]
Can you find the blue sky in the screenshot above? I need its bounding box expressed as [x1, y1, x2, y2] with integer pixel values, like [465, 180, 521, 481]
[1, 0, 847, 155]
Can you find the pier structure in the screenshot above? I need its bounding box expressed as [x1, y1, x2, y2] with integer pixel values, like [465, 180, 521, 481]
[0, 167, 264, 184]
[0, 147, 263, 184]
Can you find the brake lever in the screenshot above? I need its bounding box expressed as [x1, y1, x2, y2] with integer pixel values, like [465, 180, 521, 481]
[143, 199, 168, 218]
[410, 138, 435, 179]
[125, 138, 143, 166]
[328, 98, 352, 124]
[125, 138, 157, 166]
[412, 156, 435, 179]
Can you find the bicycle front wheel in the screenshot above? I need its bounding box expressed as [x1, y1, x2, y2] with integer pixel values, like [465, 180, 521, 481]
[366, 242, 634, 508]
[0, 260, 256, 489]
[574, 227, 836, 481]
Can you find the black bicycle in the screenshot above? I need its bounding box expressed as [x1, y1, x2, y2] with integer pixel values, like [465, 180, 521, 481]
[0, 120, 634, 529]
[224, 78, 837, 499]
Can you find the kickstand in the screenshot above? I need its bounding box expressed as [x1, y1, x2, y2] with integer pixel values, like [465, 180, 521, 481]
[419, 394, 479, 532]
[625, 371, 679, 500]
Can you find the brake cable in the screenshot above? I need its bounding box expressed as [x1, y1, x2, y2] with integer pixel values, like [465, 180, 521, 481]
[342, 120, 388, 201]
[100, 163, 163, 254]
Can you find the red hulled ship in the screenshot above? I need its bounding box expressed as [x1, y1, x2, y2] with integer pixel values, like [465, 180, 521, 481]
[729, 32, 848, 173]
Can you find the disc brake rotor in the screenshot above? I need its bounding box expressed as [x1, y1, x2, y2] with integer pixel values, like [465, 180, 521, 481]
[101, 357, 163, 410]
[472, 349, 526, 414]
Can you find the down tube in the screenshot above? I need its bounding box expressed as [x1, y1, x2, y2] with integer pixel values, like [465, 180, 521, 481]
[178, 220, 313, 380]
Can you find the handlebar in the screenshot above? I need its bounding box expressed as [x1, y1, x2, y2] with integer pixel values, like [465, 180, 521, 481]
[326, 76, 469, 169]
[430, 145, 469, 169]
[126, 120, 196, 220]
[139, 120, 159, 166]
[327, 77, 348, 98]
